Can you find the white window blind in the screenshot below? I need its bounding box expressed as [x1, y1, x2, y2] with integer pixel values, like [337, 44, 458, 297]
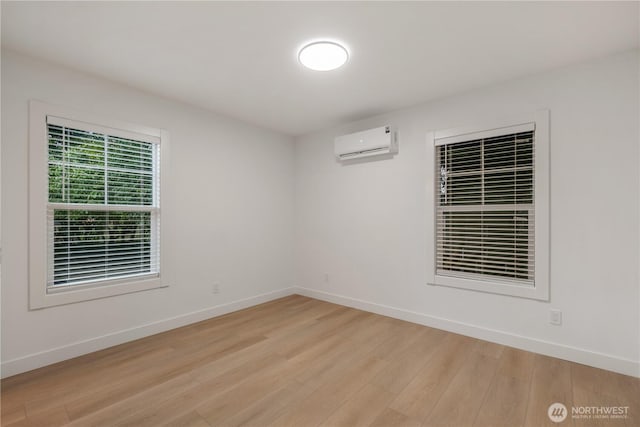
[46, 118, 160, 291]
[435, 125, 535, 286]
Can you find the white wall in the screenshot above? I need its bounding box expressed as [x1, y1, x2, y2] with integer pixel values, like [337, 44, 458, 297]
[1, 50, 295, 376]
[3, 48, 638, 379]
[294, 50, 640, 376]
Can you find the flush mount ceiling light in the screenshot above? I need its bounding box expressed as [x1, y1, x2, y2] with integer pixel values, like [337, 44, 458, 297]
[298, 41, 349, 71]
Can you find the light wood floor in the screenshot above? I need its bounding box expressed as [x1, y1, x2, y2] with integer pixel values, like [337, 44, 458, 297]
[1, 295, 638, 427]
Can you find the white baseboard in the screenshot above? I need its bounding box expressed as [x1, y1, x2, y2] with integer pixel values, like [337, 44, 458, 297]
[294, 287, 640, 378]
[1, 287, 296, 379]
[4, 286, 638, 379]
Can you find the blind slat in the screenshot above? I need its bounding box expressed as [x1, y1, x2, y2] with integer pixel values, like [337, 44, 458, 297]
[47, 115, 161, 144]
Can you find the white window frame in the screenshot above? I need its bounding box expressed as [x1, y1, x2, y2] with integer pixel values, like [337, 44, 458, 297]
[29, 100, 169, 309]
[426, 110, 549, 300]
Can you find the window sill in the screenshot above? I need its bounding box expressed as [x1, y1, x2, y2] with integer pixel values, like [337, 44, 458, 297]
[428, 275, 548, 301]
[29, 277, 167, 310]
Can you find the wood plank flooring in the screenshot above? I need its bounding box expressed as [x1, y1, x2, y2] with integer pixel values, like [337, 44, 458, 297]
[1, 295, 638, 427]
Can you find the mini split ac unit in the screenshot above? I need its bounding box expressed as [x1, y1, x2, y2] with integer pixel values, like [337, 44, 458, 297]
[334, 125, 398, 160]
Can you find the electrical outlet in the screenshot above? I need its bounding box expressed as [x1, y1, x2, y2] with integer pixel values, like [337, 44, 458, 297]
[212, 282, 220, 294]
[549, 309, 562, 326]
[323, 273, 329, 283]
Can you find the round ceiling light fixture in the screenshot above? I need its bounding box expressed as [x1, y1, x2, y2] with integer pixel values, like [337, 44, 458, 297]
[298, 41, 349, 71]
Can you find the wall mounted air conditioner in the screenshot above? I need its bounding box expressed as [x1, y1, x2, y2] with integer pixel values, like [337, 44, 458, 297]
[334, 125, 398, 161]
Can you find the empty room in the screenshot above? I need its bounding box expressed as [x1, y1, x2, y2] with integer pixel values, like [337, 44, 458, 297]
[1, 1, 639, 426]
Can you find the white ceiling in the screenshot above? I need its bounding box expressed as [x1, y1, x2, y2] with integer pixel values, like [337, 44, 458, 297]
[2, 2, 638, 136]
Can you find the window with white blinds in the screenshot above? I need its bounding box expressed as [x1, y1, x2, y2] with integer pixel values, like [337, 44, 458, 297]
[436, 127, 534, 286]
[46, 117, 160, 291]
[428, 113, 549, 300]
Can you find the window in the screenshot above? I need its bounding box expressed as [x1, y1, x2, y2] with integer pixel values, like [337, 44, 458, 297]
[29, 101, 168, 309]
[426, 111, 549, 300]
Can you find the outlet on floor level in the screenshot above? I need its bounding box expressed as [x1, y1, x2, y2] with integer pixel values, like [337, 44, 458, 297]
[212, 282, 220, 294]
[323, 273, 329, 283]
[549, 309, 562, 326]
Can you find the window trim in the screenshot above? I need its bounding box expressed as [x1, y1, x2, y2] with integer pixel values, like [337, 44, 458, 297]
[29, 100, 169, 309]
[426, 110, 549, 300]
